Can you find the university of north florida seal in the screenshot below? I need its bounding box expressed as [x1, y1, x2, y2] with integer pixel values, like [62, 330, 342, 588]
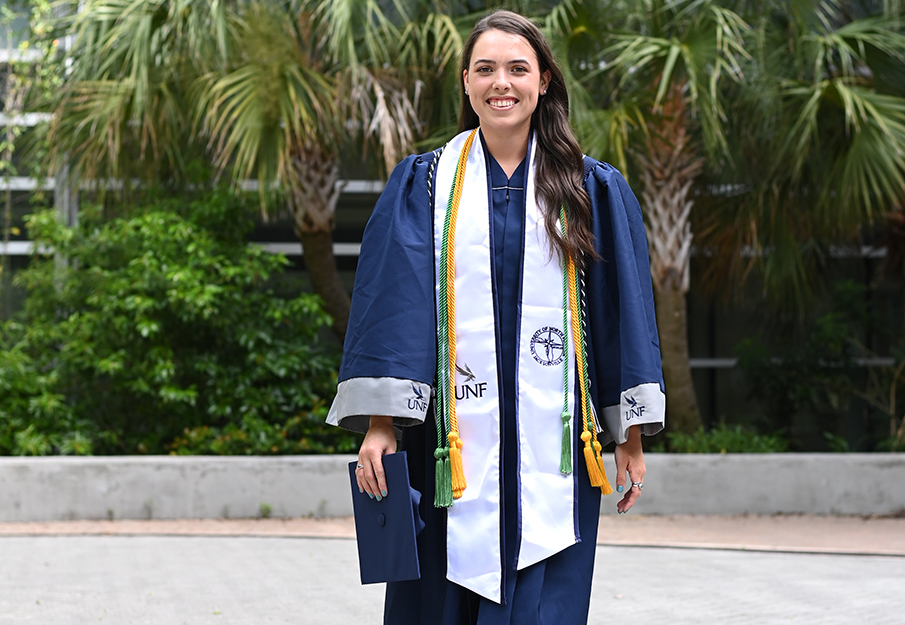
[530, 326, 565, 366]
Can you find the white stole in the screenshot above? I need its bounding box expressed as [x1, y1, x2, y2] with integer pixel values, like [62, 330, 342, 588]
[433, 130, 579, 604]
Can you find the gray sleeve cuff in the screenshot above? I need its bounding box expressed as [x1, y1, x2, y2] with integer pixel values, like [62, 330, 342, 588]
[598, 382, 665, 445]
[326, 377, 432, 434]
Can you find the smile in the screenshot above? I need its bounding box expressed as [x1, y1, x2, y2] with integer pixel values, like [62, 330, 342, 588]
[487, 98, 518, 109]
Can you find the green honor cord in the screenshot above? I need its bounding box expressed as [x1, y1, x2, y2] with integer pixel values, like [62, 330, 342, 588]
[559, 207, 573, 475]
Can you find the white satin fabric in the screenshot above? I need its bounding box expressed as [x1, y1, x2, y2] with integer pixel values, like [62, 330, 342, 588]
[433, 130, 579, 604]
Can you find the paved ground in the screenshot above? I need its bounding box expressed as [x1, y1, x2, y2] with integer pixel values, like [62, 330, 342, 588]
[0, 515, 903, 624]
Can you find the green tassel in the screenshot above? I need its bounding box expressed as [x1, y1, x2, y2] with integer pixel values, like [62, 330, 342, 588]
[433, 448, 446, 508]
[443, 455, 453, 507]
[434, 446, 454, 508]
[560, 411, 572, 475]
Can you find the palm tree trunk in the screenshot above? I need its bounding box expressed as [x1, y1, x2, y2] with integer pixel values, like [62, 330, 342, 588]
[298, 228, 349, 339]
[654, 282, 701, 434]
[637, 88, 703, 434]
[289, 152, 351, 342]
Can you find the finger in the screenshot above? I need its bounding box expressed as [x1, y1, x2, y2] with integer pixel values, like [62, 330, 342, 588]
[627, 463, 646, 493]
[362, 463, 380, 499]
[358, 456, 380, 500]
[357, 460, 376, 498]
[373, 454, 388, 499]
[617, 465, 645, 514]
[355, 466, 365, 494]
[364, 453, 388, 501]
[616, 487, 641, 514]
[614, 450, 628, 495]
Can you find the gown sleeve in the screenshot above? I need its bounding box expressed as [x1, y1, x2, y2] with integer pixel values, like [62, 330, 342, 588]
[326, 153, 438, 434]
[582, 158, 666, 445]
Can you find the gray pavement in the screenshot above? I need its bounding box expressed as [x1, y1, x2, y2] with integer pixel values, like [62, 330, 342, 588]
[1, 534, 903, 624]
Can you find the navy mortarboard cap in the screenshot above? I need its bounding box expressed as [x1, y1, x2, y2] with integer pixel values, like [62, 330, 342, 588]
[349, 451, 425, 584]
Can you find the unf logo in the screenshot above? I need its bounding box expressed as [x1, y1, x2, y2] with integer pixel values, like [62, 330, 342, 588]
[407, 383, 428, 412]
[454, 362, 487, 400]
[530, 326, 565, 366]
[624, 395, 646, 421]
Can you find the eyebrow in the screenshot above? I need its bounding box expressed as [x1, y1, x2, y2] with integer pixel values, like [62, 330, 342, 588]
[473, 58, 532, 66]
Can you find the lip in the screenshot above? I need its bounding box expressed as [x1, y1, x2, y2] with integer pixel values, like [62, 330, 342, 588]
[486, 97, 519, 110]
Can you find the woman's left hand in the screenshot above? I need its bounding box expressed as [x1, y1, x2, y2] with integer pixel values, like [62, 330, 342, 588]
[614, 425, 645, 514]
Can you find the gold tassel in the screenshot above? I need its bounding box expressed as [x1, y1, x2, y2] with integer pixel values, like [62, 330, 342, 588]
[593, 440, 614, 495]
[581, 431, 603, 487]
[448, 432, 467, 499]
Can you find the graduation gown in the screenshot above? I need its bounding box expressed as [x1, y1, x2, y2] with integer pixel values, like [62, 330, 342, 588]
[327, 139, 665, 625]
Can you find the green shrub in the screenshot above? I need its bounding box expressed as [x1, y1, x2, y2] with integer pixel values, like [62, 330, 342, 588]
[0, 195, 358, 455]
[652, 424, 789, 453]
[735, 280, 904, 451]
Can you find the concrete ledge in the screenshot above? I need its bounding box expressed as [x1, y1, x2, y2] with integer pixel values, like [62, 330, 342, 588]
[0, 453, 903, 522]
[632, 454, 905, 516]
[0, 455, 358, 522]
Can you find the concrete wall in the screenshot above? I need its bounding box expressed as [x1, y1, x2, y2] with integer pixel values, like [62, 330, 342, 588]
[634, 453, 905, 516]
[1, 454, 903, 522]
[0, 455, 356, 522]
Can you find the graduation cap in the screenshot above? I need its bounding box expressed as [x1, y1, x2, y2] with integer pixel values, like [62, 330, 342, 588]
[348, 451, 425, 584]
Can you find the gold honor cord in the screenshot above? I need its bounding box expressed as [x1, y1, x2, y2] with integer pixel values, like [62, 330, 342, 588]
[561, 209, 614, 495]
[434, 128, 478, 505]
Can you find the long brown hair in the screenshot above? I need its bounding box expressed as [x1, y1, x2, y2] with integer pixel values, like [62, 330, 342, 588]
[458, 10, 596, 263]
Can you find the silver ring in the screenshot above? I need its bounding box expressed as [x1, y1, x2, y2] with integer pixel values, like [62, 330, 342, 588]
[356, 463, 364, 470]
[631, 481, 643, 490]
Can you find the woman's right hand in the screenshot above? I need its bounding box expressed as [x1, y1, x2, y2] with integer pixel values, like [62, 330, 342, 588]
[356, 416, 396, 501]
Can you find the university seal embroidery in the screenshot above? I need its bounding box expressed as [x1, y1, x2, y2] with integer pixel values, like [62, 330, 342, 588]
[530, 326, 565, 367]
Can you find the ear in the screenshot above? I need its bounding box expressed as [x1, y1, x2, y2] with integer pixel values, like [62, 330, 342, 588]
[463, 68, 469, 93]
[540, 69, 552, 94]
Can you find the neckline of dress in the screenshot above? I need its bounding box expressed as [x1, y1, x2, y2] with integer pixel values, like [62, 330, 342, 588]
[480, 132, 528, 186]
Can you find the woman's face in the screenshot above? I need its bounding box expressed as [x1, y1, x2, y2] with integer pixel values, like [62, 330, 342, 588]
[463, 29, 550, 142]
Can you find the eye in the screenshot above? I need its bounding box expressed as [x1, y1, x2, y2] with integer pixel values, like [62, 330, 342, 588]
[476, 66, 492, 73]
[511, 65, 528, 73]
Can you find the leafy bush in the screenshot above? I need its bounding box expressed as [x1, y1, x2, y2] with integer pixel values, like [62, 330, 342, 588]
[0, 195, 358, 455]
[652, 424, 789, 453]
[735, 280, 904, 451]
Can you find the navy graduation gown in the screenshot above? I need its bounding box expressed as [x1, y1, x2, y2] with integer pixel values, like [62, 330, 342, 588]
[329, 145, 665, 625]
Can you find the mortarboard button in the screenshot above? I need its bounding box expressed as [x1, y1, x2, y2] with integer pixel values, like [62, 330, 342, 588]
[377, 513, 386, 527]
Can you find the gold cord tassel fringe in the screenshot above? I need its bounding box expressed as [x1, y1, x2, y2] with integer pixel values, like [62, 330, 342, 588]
[582, 431, 604, 487]
[593, 440, 614, 495]
[448, 432, 467, 499]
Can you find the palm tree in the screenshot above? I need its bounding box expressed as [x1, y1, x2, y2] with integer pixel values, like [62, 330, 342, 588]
[44, 0, 230, 185]
[196, 0, 429, 339]
[699, 0, 905, 315]
[44, 0, 424, 341]
[562, 0, 752, 434]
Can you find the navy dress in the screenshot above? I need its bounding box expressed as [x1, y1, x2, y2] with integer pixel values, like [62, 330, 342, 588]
[383, 149, 602, 625]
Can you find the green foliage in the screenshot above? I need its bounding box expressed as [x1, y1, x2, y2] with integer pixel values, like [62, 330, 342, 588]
[823, 431, 851, 453]
[735, 280, 905, 451]
[698, 1, 905, 316]
[0, 193, 358, 455]
[652, 424, 789, 453]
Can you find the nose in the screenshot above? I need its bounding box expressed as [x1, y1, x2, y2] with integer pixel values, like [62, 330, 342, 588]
[492, 70, 510, 91]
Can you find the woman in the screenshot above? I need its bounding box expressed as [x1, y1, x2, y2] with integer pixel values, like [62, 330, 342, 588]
[327, 10, 665, 625]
